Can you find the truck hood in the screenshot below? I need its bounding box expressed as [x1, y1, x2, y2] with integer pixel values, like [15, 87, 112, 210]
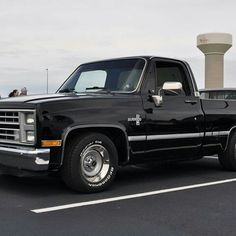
[0, 93, 116, 104]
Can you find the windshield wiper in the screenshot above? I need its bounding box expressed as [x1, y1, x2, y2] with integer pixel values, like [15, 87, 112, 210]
[58, 88, 76, 93]
[85, 87, 111, 94]
[85, 86, 106, 90]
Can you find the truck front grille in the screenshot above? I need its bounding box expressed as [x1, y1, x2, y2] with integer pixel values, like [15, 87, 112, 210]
[0, 109, 36, 145]
[0, 111, 20, 142]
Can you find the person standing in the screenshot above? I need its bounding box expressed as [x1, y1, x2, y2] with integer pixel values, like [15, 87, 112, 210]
[20, 87, 27, 96]
[8, 89, 19, 97]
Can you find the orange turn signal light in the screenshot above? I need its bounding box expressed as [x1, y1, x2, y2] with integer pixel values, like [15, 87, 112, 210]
[41, 140, 62, 147]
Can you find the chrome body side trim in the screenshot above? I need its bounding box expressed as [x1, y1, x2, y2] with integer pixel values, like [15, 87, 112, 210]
[128, 132, 204, 142]
[128, 131, 231, 142]
[145, 144, 202, 153]
[128, 136, 146, 142]
[218, 131, 230, 136]
[205, 131, 230, 137]
[147, 133, 204, 141]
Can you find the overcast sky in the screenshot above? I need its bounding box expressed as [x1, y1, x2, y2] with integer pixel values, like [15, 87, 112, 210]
[0, 0, 236, 97]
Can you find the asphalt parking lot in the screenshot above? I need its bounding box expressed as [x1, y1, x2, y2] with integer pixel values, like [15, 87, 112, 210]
[0, 156, 236, 236]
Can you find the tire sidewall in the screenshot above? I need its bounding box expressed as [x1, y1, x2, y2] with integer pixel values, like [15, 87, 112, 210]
[228, 133, 236, 167]
[71, 134, 118, 192]
[219, 132, 236, 170]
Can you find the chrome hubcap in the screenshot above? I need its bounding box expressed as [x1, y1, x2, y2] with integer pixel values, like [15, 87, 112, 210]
[81, 144, 110, 183]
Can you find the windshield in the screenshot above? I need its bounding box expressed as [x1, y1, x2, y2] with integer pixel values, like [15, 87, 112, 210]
[58, 58, 145, 93]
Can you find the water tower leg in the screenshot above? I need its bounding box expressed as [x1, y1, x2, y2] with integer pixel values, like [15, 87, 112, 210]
[205, 54, 224, 88]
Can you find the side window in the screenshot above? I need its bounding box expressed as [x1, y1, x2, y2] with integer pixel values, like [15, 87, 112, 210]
[155, 62, 191, 96]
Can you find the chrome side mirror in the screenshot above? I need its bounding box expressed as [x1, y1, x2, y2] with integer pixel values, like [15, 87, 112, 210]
[152, 95, 163, 107]
[152, 82, 183, 107]
[162, 82, 183, 92]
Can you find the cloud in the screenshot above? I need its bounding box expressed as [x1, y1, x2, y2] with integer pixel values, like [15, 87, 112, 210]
[0, 0, 236, 97]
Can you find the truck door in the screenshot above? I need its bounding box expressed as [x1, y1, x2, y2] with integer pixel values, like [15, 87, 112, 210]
[142, 59, 205, 160]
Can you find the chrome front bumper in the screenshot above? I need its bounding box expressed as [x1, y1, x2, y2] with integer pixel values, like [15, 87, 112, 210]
[0, 146, 50, 171]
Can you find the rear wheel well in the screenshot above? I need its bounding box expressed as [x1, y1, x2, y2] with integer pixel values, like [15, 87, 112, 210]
[63, 127, 129, 165]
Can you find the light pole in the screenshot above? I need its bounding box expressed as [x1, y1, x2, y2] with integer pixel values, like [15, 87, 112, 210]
[46, 68, 49, 94]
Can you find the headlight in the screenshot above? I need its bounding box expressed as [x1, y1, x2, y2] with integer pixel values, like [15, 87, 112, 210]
[19, 111, 36, 144]
[26, 113, 35, 124]
[26, 131, 35, 142]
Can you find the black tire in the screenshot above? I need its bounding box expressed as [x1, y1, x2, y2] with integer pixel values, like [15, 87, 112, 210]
[219, 132, 236, 171]
[62, 133, 118, 193]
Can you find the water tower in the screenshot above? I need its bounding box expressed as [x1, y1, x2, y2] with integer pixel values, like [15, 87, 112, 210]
[197, 33, 232, 88]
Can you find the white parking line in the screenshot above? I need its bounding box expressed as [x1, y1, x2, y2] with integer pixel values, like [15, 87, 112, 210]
[31, 178, 236, 214]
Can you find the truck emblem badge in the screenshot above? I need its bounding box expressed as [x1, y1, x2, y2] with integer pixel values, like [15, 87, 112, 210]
[128, 114, 142, 126]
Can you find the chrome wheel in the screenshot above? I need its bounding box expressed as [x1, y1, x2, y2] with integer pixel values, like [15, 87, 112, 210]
[62, 133, 118, 193]
[81, 144, 110, 183]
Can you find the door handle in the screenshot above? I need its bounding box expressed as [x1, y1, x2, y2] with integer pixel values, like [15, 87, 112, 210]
[185, 99, 198, 104]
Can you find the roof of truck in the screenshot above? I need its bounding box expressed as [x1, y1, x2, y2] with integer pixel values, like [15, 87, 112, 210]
[80, 56, 187, 65]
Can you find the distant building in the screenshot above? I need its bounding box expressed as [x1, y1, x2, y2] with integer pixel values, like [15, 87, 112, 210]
[199, 88, 236, 100]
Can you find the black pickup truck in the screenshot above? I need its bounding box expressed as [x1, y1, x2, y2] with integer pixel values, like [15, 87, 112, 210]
[0, 56, 236, 192]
